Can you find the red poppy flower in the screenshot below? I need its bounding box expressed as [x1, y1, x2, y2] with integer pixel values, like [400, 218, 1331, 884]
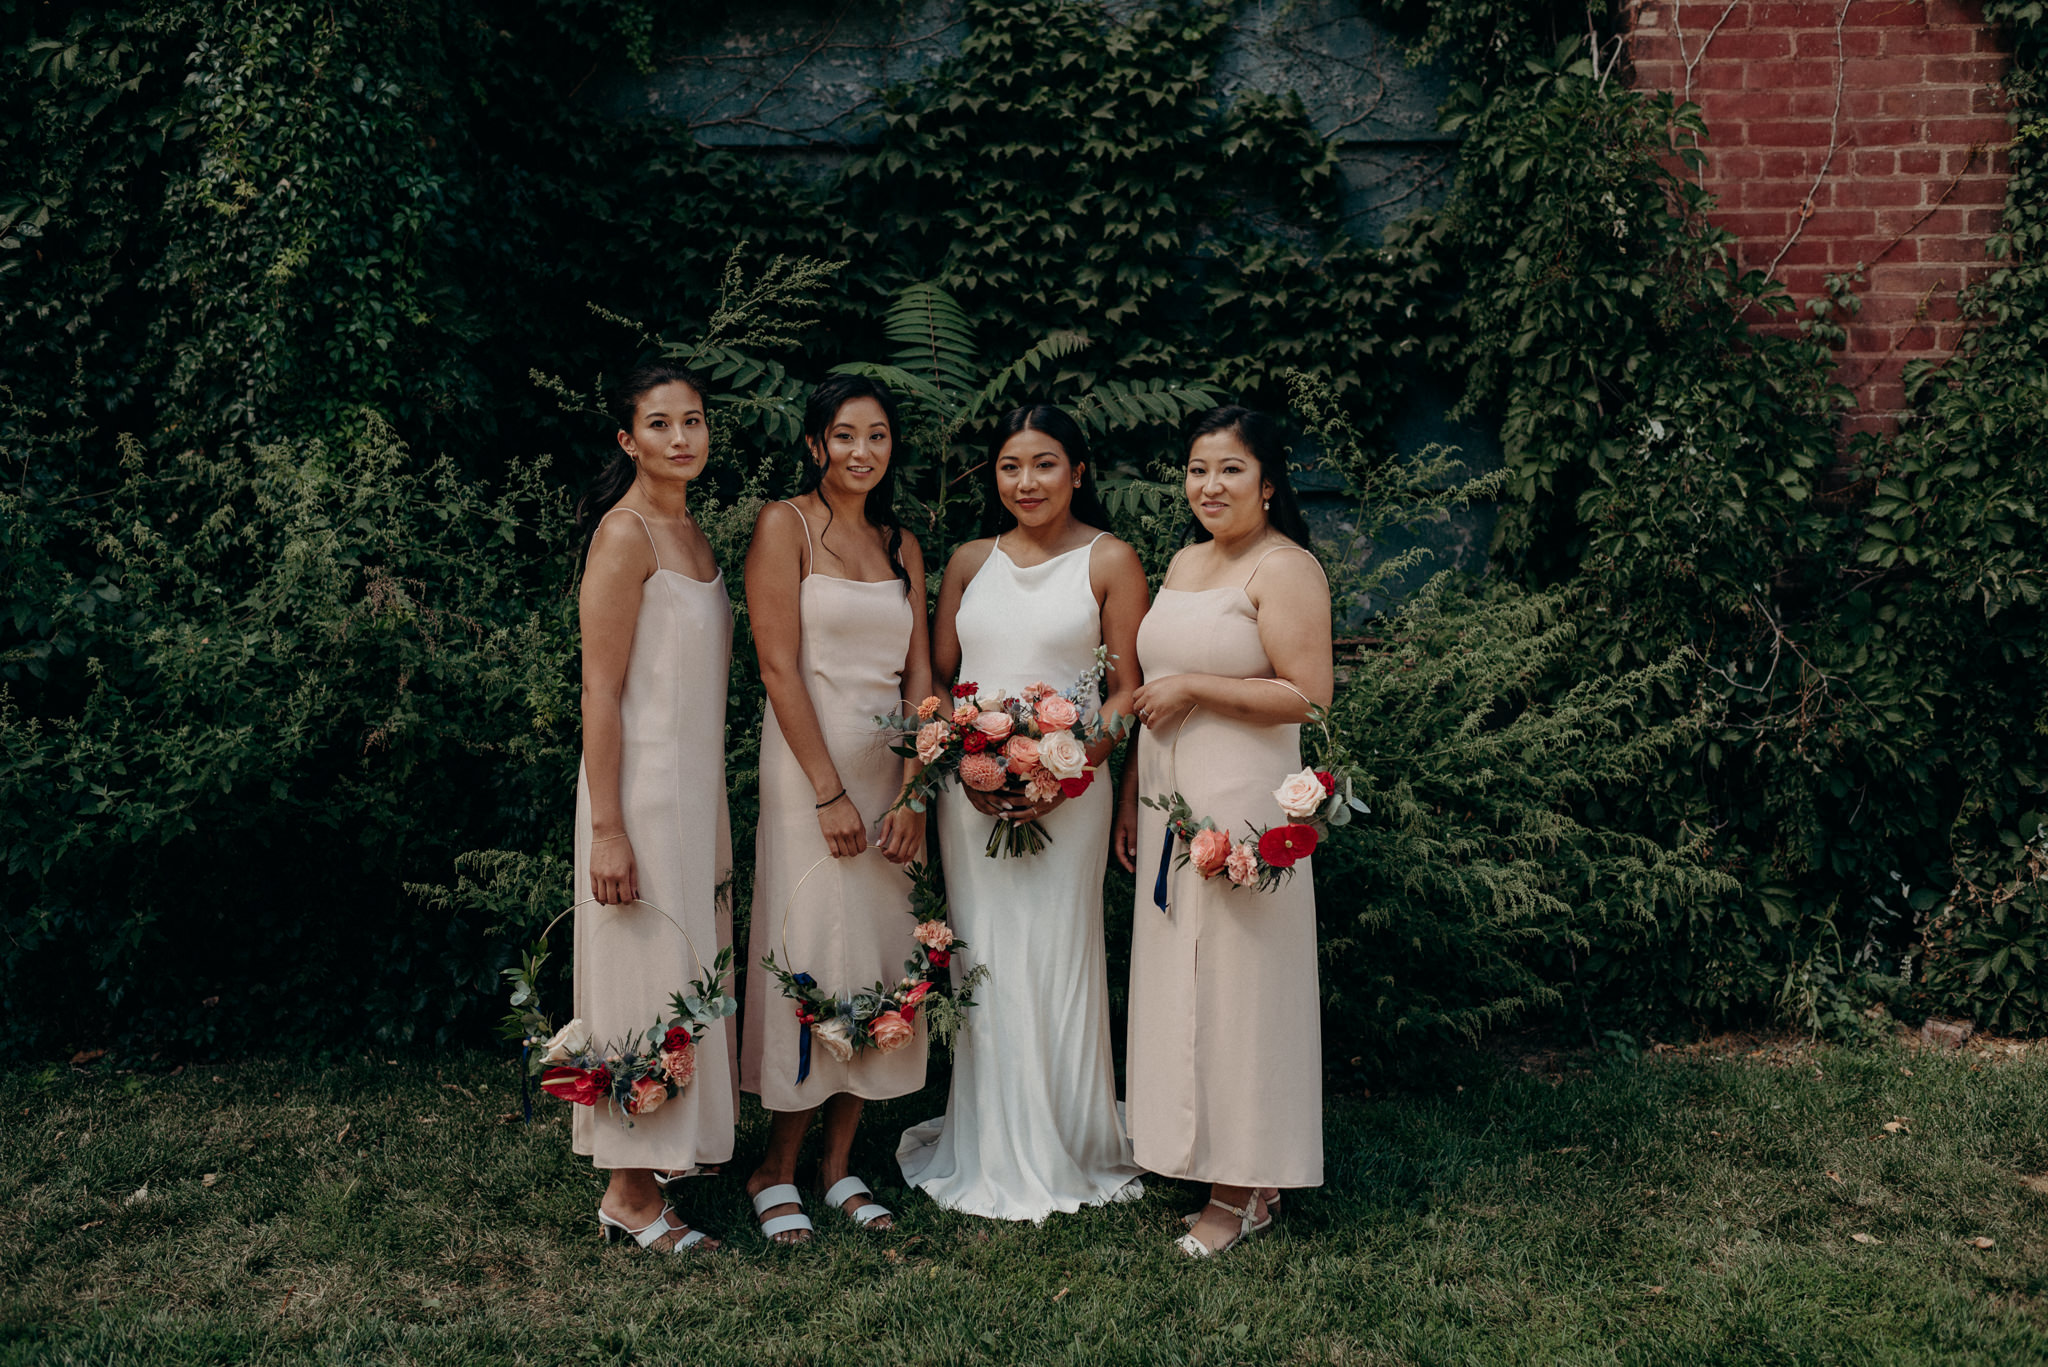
[1059, 773, 1093, 799]
[1257, 823, 1319, 869]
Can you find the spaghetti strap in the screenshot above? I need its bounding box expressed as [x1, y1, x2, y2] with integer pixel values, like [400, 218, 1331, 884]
[602, 506, 661, 572]
[781, 500, 814, 579]
[1242, 543, 1323, 590]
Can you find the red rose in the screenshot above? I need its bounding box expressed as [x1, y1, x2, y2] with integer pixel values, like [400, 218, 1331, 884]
[1257, 823, 1319, 869]
[663, 1025, 691, 1051]
[1315, 770, 1336, 795]
[1059, 772, 1092, 799]
[963, 730, 987, 753]
[926, 948, 951, 968]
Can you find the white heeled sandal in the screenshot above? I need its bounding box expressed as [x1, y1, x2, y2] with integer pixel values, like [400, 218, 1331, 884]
[824, 1175, 893, 1229]
[751, 1183, 815, 1245]
[598, 1204, 713, 1253]
[1175, 1196, 1264, 1258]
[1185, 1189, 1280, 1229]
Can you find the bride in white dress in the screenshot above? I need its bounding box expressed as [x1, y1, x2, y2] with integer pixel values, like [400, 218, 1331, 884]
[896, 405, 1150, 1221]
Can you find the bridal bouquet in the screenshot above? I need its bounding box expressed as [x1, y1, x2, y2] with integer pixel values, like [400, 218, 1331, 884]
[879, 645, 1133, 857]
[502, 944, 738, 1125]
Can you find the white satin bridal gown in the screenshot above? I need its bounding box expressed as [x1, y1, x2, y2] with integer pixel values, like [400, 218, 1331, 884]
[896, 533, 1144, 1221]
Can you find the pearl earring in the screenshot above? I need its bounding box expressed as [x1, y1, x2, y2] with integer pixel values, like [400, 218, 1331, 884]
[1263, 499, 1271, 509]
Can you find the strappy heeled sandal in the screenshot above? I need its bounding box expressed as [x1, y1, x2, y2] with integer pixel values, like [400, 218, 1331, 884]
[597, 1204, 715, 1253]
[1175, 1196, 1261, 1258]
[1184, 1189, 1279, 1228]
[824, 1175, 893, 1230]
[652, 1164, 720, 1185]
[751, 1183, 815, 1245]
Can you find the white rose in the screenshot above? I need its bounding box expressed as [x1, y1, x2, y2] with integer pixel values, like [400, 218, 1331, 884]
[812, 1015, 855, 1063]
[539, 1017, 591, 1064]
[1272, 768, 1328, 821]
[1038, 729, 1089, 780]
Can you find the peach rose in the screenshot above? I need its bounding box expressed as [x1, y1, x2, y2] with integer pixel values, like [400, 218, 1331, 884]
[1037, 730, 1088, 780]
[915, 721, 951, 764]
[974, 709, 1014, 743]
[1225, 840, 1259, 886]
[1025, 770, 1064, 804]
[1190, 827, 1232, 877]
[916, 695, 942, 721]
[660, 1039, 696, 1089]
[958, 752, 1005, 791]
[952, 703, 979, 725]
[1273, 768, 1329, 821]
[1003, 734, 1041, 775]
[913, 920, 955, 951]
[1034, 693, 1079, 732]
[627, 1076, 667, 1115]
[869, 1009, 914, 1053]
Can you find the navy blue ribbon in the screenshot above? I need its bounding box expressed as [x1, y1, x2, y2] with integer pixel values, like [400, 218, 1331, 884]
[519, 1043, 533, 1124]
[793, 972, 816, 1083]
[1152, 828, 1176, 913]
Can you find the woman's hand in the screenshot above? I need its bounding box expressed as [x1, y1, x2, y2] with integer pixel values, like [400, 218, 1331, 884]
[963, 779, 1062, 824]
[1131, 674, 1203, 731]
[818, 792, 868, 859]
[1113, 794, 1139, 872]
[589, 832, 640, 905]
[876, 803, 927, 865]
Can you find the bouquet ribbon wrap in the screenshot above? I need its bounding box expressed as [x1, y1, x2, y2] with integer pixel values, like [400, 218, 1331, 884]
[1153, 827, 1174, 913]
[793, 971, 817, 1083]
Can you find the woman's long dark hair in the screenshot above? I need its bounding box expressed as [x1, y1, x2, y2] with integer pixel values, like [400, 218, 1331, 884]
[981, 404, 1115, 535]
[796, 374, 911, 591]
[1183, 405, 1314, 551]
[575, 361, 707, 567]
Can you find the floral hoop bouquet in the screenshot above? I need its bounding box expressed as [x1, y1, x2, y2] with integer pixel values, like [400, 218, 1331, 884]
[879, 645, 1134, 857]
[760, 859, 990, 1082]
[1143, 703, 1368, 904]
[502, 901, 738, 1126]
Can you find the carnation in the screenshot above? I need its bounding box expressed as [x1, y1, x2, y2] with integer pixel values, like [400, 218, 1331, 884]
[913, 920, 955, 951]
[915, 720, 951, 765]
[1024, 770, 1064, 804]
[1225, 841, 1259, 886]
[958, 752, 1005, 791]
[916, 695, 942, 721]
[660, 1038, 697, 1089]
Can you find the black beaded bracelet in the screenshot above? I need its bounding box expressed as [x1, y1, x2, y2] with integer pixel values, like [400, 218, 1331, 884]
[815, 788, 849, 810]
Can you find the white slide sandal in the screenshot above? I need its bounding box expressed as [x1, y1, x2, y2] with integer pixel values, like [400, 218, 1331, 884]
[824, 1175, 893, 1229]
[751, 1183, 815, 1245]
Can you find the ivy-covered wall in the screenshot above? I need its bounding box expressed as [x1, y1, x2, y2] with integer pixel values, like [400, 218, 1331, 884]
[3, 0, 2045, 1062]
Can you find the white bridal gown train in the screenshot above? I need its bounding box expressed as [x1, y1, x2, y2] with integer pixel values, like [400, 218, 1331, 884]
[897, 534, 1144, 1221]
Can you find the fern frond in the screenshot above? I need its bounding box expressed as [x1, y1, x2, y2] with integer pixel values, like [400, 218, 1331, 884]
[884, 282, 981, 396]
[828, 361, 955, 421]
[1070, 378, 1221, 434]
[958, 330, 1092, 427]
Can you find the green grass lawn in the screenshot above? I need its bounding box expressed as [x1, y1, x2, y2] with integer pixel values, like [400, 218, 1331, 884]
[2, 1038, 2044, 1365]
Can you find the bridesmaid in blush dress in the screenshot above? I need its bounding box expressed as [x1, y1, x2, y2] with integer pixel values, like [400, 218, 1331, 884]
[739, 376, 933, 1245]
[573, 362, 736, 1253]
[1114, 406, 1333, 1257]
[896, 404, 1149, 1222]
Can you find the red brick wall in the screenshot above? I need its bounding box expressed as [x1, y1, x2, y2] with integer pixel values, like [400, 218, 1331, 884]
[1625, 0, 2013, 437]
